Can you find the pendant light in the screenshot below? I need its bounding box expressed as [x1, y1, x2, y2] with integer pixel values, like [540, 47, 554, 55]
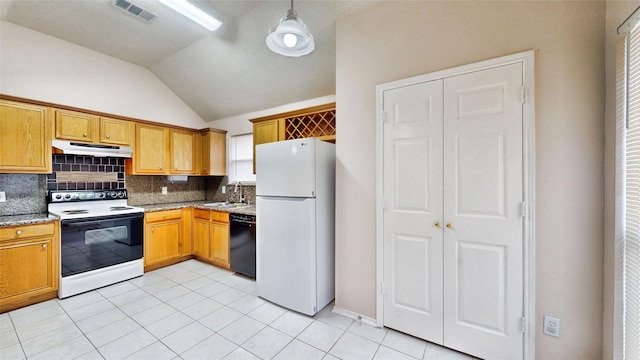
[266, 0, 315, 57]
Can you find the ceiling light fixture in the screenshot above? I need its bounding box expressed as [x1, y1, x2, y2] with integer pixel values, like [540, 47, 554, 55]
[158, 0, 222, 31]
[266, 0, 315, 57]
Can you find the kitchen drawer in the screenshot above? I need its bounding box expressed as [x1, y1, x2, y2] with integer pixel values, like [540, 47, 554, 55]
[194, 209, 210, 220]
[0, 223, 55, 241]
[145, 209, 182, 223]
[210, 211, 229, 223]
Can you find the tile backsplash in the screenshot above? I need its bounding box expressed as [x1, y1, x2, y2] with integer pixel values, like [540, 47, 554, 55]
[0, 174, 47, 216]
[127, 175, 209, 206]
[47, 155, 125, 191]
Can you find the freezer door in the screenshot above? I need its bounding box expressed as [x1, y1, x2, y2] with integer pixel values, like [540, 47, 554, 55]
[256, 139, 315, 197]
[256, 196, 317, 315]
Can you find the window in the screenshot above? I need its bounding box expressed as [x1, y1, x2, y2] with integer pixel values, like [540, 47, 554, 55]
[617, 9, 640, 359]
[228, 133, 255, 183]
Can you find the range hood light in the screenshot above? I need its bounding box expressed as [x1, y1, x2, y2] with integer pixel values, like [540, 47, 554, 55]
[52, 140, 133, 158]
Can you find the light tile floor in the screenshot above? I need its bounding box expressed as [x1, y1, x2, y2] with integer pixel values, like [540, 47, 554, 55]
[0, 260, 477, 360]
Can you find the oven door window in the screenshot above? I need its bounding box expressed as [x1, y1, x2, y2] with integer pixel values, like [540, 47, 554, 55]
[61, 213, 143, 277]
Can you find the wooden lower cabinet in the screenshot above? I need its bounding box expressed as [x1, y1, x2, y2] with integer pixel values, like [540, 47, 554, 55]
[210, 214, 230, 269]
[192, 209, 210, 258]
[0, 222, 59, 313]
[144, 209, 191, 271]
[191, 209, 230, 269]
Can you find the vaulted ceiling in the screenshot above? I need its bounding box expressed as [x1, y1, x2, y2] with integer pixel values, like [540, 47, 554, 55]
[0, 0, 374, 121]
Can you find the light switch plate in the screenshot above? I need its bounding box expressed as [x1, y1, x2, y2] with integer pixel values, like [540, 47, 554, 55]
[0, 191, 5, 203]
[161, 187, 168, 195]
[221, 186, 226, 194]
[543, 315, 560, 338]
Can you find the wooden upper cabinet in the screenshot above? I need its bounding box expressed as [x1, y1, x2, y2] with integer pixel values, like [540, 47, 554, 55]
[99, 117, 133, 146]
[251, 119, 284, 173]
[55, 109, 97, 142]
[170, 129, 196, 174]
[131, 123, 168, 174]
[250, 102, 335, 173]
[199, 128, 227, 176]
[0, 100, 53, 174]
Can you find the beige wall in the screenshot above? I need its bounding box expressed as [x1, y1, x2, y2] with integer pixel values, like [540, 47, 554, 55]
[335, 1, 605, 358]
[0, 21, 207, 128]
[603, 1, 640, 360]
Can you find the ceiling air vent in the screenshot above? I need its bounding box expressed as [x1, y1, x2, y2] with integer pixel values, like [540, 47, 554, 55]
[111, 0, 157, 22]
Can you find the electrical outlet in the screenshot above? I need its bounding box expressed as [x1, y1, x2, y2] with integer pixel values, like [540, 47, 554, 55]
[161, 187, 168, 195]
[221, 185, 226, 194]
[0, 191, 5, 203]
[543, 316, 560, 338]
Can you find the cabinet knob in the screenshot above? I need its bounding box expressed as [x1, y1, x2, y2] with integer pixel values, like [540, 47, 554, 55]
[42, 244, 47, 249]
[151, 227, 155, 233]
[106, 134, 111, 139]
[16, 230, 22, 235]
[446, 223, 453, 229]
[435, 222, 441, 228]
[83, 133, 88, 137]
[162, 215, 166, 219]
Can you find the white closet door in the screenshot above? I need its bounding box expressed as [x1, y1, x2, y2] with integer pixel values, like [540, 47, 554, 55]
[382, 79, 445, 344]
[442, 63, 524, 359]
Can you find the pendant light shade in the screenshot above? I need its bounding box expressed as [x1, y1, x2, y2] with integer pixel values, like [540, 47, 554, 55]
[266, 1, 315, 57]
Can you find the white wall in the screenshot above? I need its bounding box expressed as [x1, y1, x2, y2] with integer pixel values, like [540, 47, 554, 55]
[0, 21, 207, 128]
[335, 1, 605, 359]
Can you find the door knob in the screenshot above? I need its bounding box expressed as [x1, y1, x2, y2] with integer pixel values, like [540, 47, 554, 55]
[446, 223, 453, 229]
[435, 222, 441, 228]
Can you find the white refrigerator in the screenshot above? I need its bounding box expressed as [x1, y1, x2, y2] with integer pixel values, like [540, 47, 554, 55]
[255, 138, 335, 316]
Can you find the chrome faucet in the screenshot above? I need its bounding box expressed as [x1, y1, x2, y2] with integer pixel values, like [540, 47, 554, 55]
[234, 181, 244, 203]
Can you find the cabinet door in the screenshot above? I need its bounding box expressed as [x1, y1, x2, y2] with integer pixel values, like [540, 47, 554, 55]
[211, 220, 230, 268]
[134, 124, 167, 174]
[252, 119, 282, 173]
[192, 217, 210, 258]
[55, 109, 97, 142]
[200, 129, 227, 176]
[0, 221, 59, 313]
[144, 220, 181, 266]
[0, 100, 52, 174]
[0, 238, 54, 299]
[100, 117, 133, 146]
[170, 129, 196, 174]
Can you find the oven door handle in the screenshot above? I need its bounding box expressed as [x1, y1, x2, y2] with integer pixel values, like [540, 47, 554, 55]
[62, 213, 143, 226]
[64, 220, 104, 227]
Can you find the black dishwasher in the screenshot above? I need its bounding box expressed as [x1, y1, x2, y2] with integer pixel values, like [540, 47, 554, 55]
[229, 213, 256, 278]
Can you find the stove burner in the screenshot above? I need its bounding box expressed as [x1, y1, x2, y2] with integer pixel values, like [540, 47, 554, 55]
[63, 210, 89, 214]
[110, 206, 133, 211]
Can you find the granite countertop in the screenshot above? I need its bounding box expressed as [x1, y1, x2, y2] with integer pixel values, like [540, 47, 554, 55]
[0, 213, 59, 227]
[140, 201, 256, 216]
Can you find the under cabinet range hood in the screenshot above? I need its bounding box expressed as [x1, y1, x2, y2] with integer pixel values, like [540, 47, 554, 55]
[52, 140, 133, 158]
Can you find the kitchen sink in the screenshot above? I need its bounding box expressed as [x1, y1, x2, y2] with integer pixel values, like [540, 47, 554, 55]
[203, 202, 252, 209]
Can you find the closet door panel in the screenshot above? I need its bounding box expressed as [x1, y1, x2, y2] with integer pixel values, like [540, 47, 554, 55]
[442, 62, 524, 360]
[382, 79, 444, 344]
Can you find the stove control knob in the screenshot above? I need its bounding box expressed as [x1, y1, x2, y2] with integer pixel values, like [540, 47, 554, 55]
[55, 194, 62, 200]
[97, 192, 105, 198]
[117, 191, 125, 198]
[110, 191, 117, 198]
[64, 194, 71, 200]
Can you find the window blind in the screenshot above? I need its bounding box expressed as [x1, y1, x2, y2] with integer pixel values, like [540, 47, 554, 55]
[623, 25, 640, 360]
